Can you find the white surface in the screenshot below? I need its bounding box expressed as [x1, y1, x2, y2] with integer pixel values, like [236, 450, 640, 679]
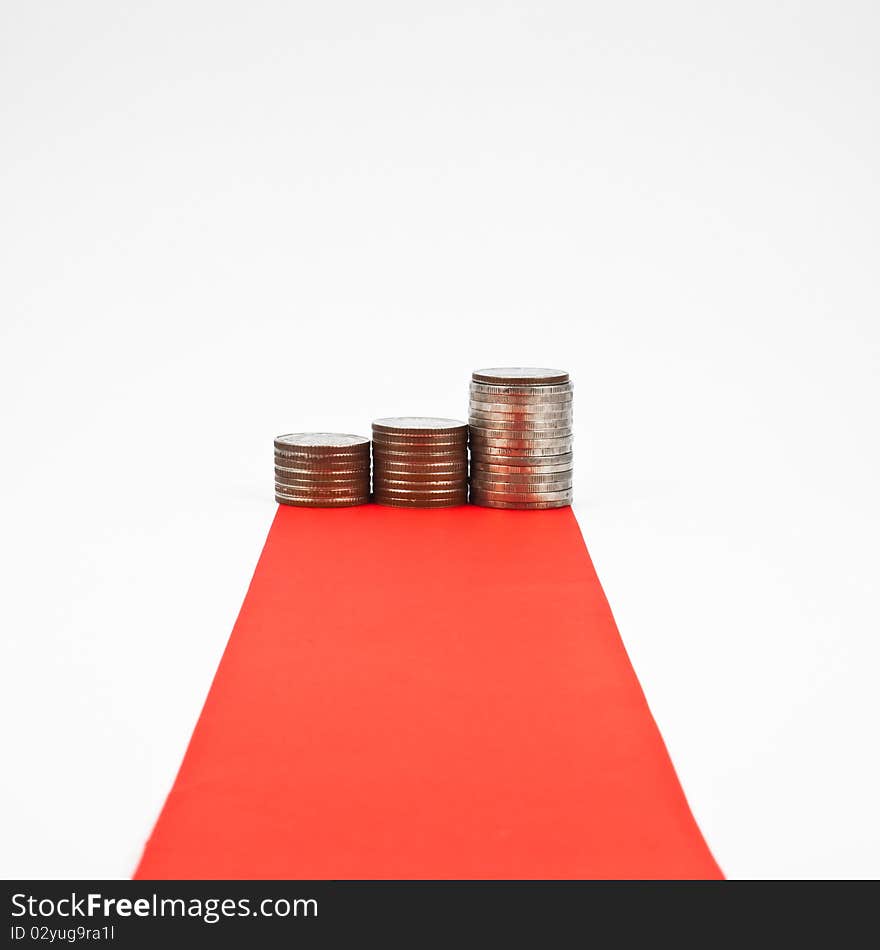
[1, 1, 878, 879]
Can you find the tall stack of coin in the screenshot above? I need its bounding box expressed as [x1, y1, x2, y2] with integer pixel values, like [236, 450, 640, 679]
[468, 368, 573, 509]
[372, 417, 468, 508]
[274, 433, 371, 507]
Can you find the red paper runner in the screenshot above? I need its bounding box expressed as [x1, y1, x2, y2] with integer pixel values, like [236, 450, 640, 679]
[135, 504, 721, 879]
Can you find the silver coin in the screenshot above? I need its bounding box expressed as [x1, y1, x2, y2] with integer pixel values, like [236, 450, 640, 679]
[469, 390, 573, 403]
[275, 471, 369, 481]
[470, 436, 573, 450]
[373, 469, 467, 480]
[373, 458, 468, 470]
[470, 381, 573, 397]
[470, 483, 573, 498]
[375, 477, 467, 489]
[373, 499, 467, 509]
[377, 479, 466, 488]
[374, 461, 468, 472]
[470, 487, 573, 503]
[471, 452, 573, 471]
[274, 454, 369, 465]
[471, 367, 569, 385]
[373, 497, 466, 509]
[471, 476, 572, 492]
[372, 437, 467, 447]
[371, 439, 468, 450]
[275, 500, 368, 508]
[470, 430, 572, 444]
[371, 425, 468, 437]
[468, 421, 572, 435]
[471, 446, 571, 467]
[372, 417, 467, 434]
[372, 422, 467, 434]
[373, 455, 467, 466]
[469, 403, 572, 415]
[372, 447, 468, 460]
[469, 392, 573, 405]
[373, 452, 467, 468]
[372, 435, 467, 448]
[275, 433, 370, 449]
[473, 466, 573, 479]
[469, 469, 572, 484]
[376, 485, 467, 495]
[470, 467, 573, 480]
[274, 466, 369, 479]
[469, 392, 573, 406]
[373, 486, 467, 498]
[274, 469, 370, 480]
[276, 496, 370, 508]
[275, 474, 369, 485]
[275, 474, 370, 488]
[468, 418, 573, 431]
[468, 397, 573, 410]
[274, 450, 370, 469]
[373, 439, 468, 453]
[275, 451, 370, 464]
[274, 481, 369, 492]
[470, 374, 571, 389]
[469, 398, 572, 411]
[468, 401, 572, 413]
[373, 502, 464, 508]
[275, 482, 370, 496]
[468, 403, 574, 425]
[275, 457, 370, 470]
[468, 390, 574, 411]
[274, 462, 370, 475]
[373, 468, 467, 482]
[275, 486, 370, 499]
[275, 496, 371, 507]
[471, 465, 572, 476]
[372, 484, 468, 496]
[470, 482, 573, 495]
[373, 447, 465, 459]
[469, 497, 571, 509]
[469, 425, 573, 440]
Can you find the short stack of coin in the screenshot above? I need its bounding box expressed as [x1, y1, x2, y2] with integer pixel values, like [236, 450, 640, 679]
[274, 433, 371, 507]
[468, 368, 573, 509]
[372, 417, 468, 508]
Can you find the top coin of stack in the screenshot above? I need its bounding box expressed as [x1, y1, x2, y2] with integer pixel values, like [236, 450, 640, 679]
[372, 417, 468, 508]
[468, 368, 573, 509]
[274, 433, 371, 507]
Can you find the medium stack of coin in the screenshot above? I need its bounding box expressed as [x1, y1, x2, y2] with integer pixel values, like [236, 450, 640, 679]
[274, 433, 371, 507]
[468, 368, 573, 509]
[372, 417, 468, 508]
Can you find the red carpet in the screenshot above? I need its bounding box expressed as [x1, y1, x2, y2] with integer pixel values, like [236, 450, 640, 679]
[135, 504, 721, 879]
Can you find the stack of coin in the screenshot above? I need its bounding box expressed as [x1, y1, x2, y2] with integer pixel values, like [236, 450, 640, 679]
[274, 433, 371, 507]
[372, 417, 468, 508]
[468, 368, 573, 509]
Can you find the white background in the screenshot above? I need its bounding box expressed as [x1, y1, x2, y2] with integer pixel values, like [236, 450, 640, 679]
[1, 1, 878, 879]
